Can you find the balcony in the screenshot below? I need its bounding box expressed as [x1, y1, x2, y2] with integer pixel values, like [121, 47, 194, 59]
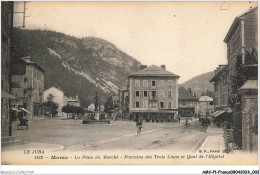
[149, 96, 158, 101]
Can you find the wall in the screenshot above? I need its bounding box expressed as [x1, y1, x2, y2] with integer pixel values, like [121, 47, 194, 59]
[199, 101, 214, 116]
[178, 99, 197, 108]
[213, 71, 229, 110]
[1, 2, 13, 136]
[244, 8, 258, 49]
[25, 65, 44, 118]
[241, 89, 258, 151]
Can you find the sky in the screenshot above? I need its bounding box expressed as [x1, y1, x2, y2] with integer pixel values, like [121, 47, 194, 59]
[13, 1, 258, 84]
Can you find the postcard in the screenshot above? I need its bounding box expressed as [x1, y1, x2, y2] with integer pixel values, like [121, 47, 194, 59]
[1, 1, 258, 172]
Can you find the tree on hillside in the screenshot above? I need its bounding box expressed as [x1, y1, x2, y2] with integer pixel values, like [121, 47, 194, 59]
[44, 93, 59, 117]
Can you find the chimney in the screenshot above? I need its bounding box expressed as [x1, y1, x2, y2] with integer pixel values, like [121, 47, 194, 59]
[188, 88, 192, 94]
[160, 65, 166, 69]
[140, 65, 147, 70]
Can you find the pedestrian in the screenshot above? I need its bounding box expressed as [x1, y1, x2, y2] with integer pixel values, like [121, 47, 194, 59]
[136, 117, 142, 135]
[178, 114, 181, 123]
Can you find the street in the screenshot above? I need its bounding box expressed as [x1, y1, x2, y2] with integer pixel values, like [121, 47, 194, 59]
[7, 118, 211, 152]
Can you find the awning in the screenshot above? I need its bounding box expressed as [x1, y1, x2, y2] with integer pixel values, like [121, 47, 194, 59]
[227, 109, 232, 113]
[19, 108, 31, 114]
[130, 110, 177, 113]
[1, 90, 16, 99]
[12, 108, 21, 112]
[212, 110, 226, 118]
[211, 110, 219, 117]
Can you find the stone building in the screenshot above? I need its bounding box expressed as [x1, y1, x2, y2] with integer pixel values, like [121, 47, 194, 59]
[118, 89, 129, 119]
[1, 2, 15, 137]
[67, 95, 80, 107]
[223, 7, 258, 151]
[198, 96, 214, 116]
[128, 65, 179, 121]
[178, 87, 198, 117]
[11, 57, 44, 118]
[209, 65, 229, 111]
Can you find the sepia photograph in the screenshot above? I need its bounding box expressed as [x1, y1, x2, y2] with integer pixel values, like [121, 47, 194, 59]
[1, 0, 259, 173]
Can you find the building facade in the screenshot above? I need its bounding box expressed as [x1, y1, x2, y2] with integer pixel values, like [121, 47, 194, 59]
[178, 87, 199, 117]
[128, 65, 179, 121]
[1, 2, 14, 136]
[67, 95, 80, 107]
[198, 96, 214, 116]
[223, 7, 258, 151]
[11, 57, 44, 118]
[209, 65, 229, 111]
[117, 89, 129, 119]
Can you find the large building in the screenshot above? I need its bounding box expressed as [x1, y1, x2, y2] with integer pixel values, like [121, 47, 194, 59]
[1, 2, 15, 137]
[209, 65, 229, 111]
[178, 87, 199, 117]
[224, 7, 258, 106]
[224, 7, 258, 151]
[11, 57, 44, 118]
[128, 65, 179, 121]
[210, 7, 258, 151]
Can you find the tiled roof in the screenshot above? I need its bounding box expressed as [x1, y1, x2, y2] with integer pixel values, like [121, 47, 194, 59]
[178, 86, 198, 100]
[20, 57, 45, 72]
[128, 65, 180, 78]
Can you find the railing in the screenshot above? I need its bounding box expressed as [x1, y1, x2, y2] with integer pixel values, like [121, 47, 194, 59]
[149, 96, 158, 101]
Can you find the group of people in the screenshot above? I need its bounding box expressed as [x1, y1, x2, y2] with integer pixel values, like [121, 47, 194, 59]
[135, 114, 188, 135]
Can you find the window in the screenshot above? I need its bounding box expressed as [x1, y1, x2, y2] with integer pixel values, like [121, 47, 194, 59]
[168, 90, 172, 98]
[168, 80, 173, 87]
[183, 102, 186, 106]
[143, 80, 148, 87]
[168, 102, 172, 109]
[143, 91, 148, 97]
[151, 80, 156, 87]
[135, 101, 140, 108]
[160, 102, 164, 109]
[151, 91, 157, 99]
[135, 91, 140, 97]
[135, 80, 140, 87]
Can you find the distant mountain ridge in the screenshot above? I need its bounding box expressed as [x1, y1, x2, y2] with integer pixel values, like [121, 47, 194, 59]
[180, 71, 215, 96]
[13, 28, 141, 107]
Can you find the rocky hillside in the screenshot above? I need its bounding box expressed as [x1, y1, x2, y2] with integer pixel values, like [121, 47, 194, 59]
[13, 28, 141, 107]
[180, 71, 215, 97]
